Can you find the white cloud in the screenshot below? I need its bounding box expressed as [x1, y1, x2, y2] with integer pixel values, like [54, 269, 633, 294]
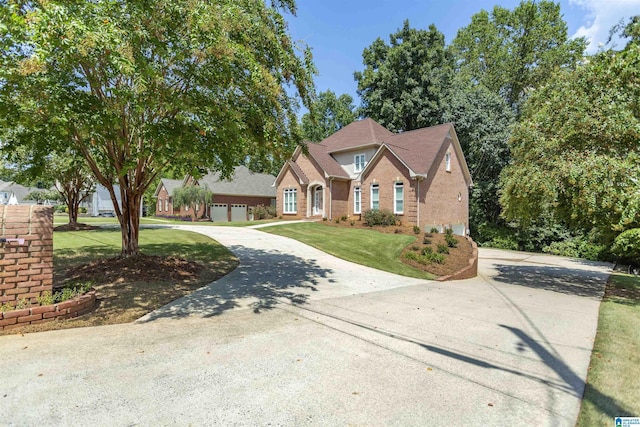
[569, 0, 640, 52]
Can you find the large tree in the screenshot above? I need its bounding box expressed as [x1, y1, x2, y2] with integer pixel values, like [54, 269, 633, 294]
[301, 90, 356, 142]
[1, 0, 315, 256]
[500, 22, 640, 240]
[354, 20, 453, 132]
[440, 78, 514, 232]
[450, 0, 586, 114]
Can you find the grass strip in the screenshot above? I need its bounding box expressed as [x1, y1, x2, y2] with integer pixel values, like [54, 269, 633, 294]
[577, 272, 640, 425]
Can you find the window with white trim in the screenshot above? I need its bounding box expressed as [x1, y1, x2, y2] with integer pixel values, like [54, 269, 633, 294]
[394, 182, 404, 214]
[445, 152, 451, 172]
[354, 154, 366, 173]
[164, 199, 168, 211]
[158, 200, 162, 212]
[354, 186, 362, 214]
[283, 188, 297, 214]
[370, 184, 379, 210]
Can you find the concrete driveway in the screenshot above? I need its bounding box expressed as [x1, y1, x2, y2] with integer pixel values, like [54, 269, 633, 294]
[0, 225, 612, 426]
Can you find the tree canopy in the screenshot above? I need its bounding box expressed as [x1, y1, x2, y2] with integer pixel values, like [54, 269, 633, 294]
[500, 27, 640, 239]
[172, 185, 213, 220]
[450, 0, 586, 114]
[301, 90, 356, 142]
[0, 0, 315, 256]
[354, 20, 452, 132]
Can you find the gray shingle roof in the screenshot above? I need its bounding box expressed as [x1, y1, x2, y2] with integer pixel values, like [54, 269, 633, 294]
[198, 165, 276, 197]
[160, 178, 183, 196]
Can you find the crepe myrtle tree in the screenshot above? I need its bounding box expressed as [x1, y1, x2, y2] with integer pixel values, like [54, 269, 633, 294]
[172, 185, 213, 221]
[0, 0, 315, 257]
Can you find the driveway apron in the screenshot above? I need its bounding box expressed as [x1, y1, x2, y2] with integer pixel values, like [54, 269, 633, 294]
[0, 225, 612, 427]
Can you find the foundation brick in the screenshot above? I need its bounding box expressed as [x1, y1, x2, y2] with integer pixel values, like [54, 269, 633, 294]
[18, 313, 43, 323]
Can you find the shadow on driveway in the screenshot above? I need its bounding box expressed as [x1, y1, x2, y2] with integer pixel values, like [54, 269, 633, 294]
[491, 264, 608, 298]
[138, 245, 335, 321]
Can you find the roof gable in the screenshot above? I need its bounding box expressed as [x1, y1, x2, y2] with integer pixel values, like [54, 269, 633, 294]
[153, 178, 183, 197]
[322, 118, 393, 153]
[306, 143, 350, 179]
[361, 123, 472, 186]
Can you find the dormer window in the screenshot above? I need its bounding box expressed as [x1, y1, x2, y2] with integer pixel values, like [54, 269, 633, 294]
[354, 154, 366, 173]
[445, 152, 451, 172]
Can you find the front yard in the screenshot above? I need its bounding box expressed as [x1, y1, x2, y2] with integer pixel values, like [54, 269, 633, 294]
[0, 228, 238, 335]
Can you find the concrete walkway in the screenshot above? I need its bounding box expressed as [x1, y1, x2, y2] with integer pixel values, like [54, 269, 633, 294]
[0, 226, 613, 426]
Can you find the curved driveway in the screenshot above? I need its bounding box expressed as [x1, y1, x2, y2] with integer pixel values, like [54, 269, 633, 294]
[0, 225, 613, 426]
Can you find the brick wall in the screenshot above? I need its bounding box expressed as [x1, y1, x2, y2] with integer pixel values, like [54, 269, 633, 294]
[0, 205, 53, 308]
[362, 150, 413, 220]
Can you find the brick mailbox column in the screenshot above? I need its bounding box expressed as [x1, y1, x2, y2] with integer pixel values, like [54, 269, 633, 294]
[0, 205, 54, 307]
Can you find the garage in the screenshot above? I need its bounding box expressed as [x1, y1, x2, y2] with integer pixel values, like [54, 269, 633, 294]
[211, 204, 228, 222]
[231, 204, 247, 222]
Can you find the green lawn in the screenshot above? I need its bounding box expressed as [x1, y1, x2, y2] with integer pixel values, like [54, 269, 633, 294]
[54, 227, 234, 270]
[577, 272, 640, 426]
[53, 214, 284, 227]
[263, 222, 435, 280]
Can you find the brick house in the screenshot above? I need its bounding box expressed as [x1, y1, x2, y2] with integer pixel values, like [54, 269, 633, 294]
[154, 178, 183, 216]
[274, 118, 473, 235]
[154, 166, 276, 222]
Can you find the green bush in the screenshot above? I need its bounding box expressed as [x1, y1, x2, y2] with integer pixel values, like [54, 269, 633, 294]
[423, 237, 431, 245]
[611, 229, 640, 265]
[340, 215, 348, 221]
[445, 234, 458, 248]
[253, 204, 276, 220]
[430, 227, 439, 234]
[422, 246, 433, 255]
[363, 209, 397, 227]
[404, 250, 444, 265]
[79, 206, 87, 214]
[413, 225, 421, 234]
[437, 243, 449, 254]
[350, 220, 355, 226]
[543, 236, 608, 261]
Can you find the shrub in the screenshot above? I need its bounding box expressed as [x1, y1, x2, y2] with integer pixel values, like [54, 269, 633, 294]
[322, 217, 327, 221]
[253, 204, 276, 220]
[350, 220, 355, 226]
[413, 225, 421, 234]
[335, 218, 340, 224]
[445, 234, 458, 248]
[394, 228, 401, 234]
[430, 227, 439, 234]
[427, 253, 445, 264]
[611, 228, 640, 266]
[437, 243, 449, 254]
[363, 209, 397, 227]
[423, 237, 431, 245]
[422, 246, 433, 255]
[79, 207, 87, 214]
[340, 215, 348, 221]
[411, 245, 420, 251]
[404, 251, 420, 262]
[543, 236, 608, 261]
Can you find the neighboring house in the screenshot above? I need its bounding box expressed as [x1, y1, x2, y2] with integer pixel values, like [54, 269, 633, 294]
[154, 166, 276, 222]
[83, 185, 123, 216]
[154, 178, 183, 216]
[274, 118, 473, 235]
[0, 180, 38, 205]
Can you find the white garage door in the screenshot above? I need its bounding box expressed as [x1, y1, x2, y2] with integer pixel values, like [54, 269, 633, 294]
[231, 204, 247, 222]
[211, 204, 228, 222]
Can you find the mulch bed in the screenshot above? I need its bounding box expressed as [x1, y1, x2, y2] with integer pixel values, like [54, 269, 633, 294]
[54, 223, 101, 232]
[60, 255, 203, 287]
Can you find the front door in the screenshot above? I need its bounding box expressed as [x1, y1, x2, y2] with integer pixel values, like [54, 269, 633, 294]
[313, 186, 323, 216]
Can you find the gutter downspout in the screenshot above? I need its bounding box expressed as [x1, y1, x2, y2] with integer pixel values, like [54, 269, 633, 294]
[415, 175, 426, 230]
[329, 178, 333, 220]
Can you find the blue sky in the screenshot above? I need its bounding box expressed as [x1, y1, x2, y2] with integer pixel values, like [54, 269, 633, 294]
[286, 0, 640, 103]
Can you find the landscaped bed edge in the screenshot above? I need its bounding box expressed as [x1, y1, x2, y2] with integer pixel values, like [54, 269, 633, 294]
[0, 290, 96, 331]
[437, 237, 478, 281]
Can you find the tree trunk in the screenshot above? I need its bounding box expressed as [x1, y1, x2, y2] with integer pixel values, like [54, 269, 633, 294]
[67, 200, 79, 227]
[118, 188, 142, 258]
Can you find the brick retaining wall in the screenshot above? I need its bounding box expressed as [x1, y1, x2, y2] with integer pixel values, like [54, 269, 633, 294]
[1, 205, 53, 307]
[0, 290, 96, 331]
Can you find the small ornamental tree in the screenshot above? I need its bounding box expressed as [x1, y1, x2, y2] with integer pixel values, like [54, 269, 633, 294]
[1, 0, 315, 257]
[172, 186, 213, 220]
